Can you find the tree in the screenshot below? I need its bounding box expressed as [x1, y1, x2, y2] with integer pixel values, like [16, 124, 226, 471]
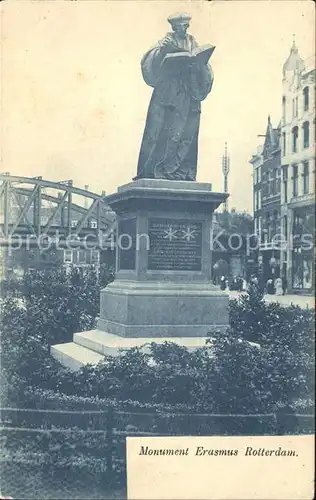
[215, 209, 254, 235]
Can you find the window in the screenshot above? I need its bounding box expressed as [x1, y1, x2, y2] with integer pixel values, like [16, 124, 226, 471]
[271, 171, 275, 195]
[266, 212, 273, 241]
[282, 165, 288, 181]
[303, 161, 309, 194]
[282, 132, 286, 156]
[40, 216, 48, 225]
[269, 169, 279, 196]
[91, 250, 100, 263]
[303, 86, 309, 111]
[283, 166, 288, 203]
[272, 169, 277, 194]
[284, 215, 288, 240]
[276, 169, 281, 194]
[264, 172, 269, 197]
[64, 250, 72, 263]
[78, 250, 86, 264]
[256, 191, 260, 210]
[292, 247, 313, 290]
[292, 126, 298, 152]
[271, 210, 278, 238]
[292, 96, 299, 118]
[282, 96, 286, 122]
[255, 168, 259, 185]
[303, 121, 309, 148]
[90, 220, 98, 229]
[262, 173, 266, 197]
[255, 190, 261, 210]
[258, 166, 261, 182]
[71, 220, 77, 228]
[292, 164, 298, 197]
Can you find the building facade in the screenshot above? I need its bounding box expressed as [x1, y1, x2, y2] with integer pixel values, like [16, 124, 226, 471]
[280, 42, 315, 293]
[250, 116, 282, 283]
[251, 41, 315, 293]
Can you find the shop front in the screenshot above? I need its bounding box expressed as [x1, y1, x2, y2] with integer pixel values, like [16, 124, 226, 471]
[291, 206, 314, 294]
[260, 248, 281, 282]
[292, 247, 313, 291]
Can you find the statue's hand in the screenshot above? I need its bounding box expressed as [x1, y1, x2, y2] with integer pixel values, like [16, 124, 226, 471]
[159, 35, 176, 52]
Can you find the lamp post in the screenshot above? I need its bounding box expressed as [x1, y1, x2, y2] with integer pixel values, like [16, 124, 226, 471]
[258, 254, 264, 291]
[222, 142, 230, 212]
[270, 256, 276, 275]
[269, 254, 280, 277]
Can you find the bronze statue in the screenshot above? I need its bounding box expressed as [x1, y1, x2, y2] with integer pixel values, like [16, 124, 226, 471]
[134, 13, 214, 181]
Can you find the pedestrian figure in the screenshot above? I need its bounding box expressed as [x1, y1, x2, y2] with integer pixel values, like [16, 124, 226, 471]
[230, 276, 238, 291]
[220, 276, 226, 290]
[282, 275, 287, 295]
[251, 274, 259, 286]
[237, 276, 243, 292]
[249, 274, 258, 290]
[275, 277, 283, 296]
[266, 278, 275, 294]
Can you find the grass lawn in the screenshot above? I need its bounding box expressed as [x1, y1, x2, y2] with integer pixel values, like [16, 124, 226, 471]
[1, 463, 127, 500]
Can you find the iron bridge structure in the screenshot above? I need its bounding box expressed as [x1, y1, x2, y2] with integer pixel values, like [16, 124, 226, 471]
[0, 174, 116, 249]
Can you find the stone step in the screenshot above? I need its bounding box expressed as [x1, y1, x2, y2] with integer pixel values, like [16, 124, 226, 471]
[73, 329, 209, 356]
[50, 342, 105, 371]
[51, 332, 259, 371]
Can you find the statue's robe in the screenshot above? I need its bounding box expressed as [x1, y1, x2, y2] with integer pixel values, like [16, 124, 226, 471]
[135, 33, 214, 181]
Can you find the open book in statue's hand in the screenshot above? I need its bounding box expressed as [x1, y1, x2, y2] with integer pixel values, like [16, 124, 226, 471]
[161, 44, 215, 73]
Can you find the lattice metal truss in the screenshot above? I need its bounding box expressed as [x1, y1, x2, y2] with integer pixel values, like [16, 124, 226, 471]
[0, 174, 116, 247]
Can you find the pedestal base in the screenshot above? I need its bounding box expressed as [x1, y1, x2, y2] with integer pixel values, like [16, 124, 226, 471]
[50, 179, 230, 371]
[98, 280, 229, 337]
[51, 330, 213, 371]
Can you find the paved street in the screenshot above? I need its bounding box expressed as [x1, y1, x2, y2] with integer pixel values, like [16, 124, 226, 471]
[229, 290, 314, 309]
[10, 293, 315, 310]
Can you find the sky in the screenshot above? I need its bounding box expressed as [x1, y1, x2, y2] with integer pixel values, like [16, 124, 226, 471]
[0, 0, 314, 212]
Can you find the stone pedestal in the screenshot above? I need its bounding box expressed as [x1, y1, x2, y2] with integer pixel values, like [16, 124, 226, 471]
[98, 179, 229, 337]
[51, 179, 229, 370]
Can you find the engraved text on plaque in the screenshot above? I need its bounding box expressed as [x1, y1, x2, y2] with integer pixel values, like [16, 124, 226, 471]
[148, 218, 202, 271]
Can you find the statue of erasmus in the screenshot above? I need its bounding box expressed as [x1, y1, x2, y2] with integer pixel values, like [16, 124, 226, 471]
[134, 13, 214, 181]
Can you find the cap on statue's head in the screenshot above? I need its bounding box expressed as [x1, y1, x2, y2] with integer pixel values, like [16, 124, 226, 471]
[167, 12, 191, 26]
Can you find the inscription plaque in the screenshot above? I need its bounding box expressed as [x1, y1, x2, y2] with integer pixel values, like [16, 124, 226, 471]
[117, 218, 136, 270]
[148, 218, 202, 271]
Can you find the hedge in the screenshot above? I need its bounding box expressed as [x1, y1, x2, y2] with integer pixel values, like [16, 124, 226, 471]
[1, 271, 314, 419]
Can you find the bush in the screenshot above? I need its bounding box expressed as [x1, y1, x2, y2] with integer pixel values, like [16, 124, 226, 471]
[1, 277, 314, 492]
[1, 274, 314, 419]
[2, 264, 114, 345]
[229, 284, 314, 347]
[0, 264, 114, 406]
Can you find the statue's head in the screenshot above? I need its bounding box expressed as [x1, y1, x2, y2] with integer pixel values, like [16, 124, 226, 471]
[167, 13, 191, 37]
